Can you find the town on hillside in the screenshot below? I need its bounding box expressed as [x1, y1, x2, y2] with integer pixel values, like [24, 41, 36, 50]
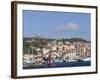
[23, 37, 91, 68]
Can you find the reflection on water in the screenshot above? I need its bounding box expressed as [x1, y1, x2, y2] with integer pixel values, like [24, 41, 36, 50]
[23, 61, 91, 69]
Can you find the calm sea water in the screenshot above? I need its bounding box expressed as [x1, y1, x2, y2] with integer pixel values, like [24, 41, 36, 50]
[23, 61, 91, 69]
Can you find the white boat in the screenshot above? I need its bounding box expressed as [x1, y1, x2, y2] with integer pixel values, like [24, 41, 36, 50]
[82, 57, 91, 61]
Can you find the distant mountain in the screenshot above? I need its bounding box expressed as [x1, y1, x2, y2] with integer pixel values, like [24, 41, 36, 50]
[68, 38, 89, 43]
[23, 37, 90, 44]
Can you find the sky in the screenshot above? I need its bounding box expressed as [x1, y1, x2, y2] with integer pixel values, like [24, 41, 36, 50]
[23, 10, 91, 41]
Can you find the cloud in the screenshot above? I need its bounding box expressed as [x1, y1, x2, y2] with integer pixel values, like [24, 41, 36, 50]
[55, 22, 80, 32]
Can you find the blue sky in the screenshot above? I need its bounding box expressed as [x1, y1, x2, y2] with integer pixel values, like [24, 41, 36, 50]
[23, 10, 91, 41]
